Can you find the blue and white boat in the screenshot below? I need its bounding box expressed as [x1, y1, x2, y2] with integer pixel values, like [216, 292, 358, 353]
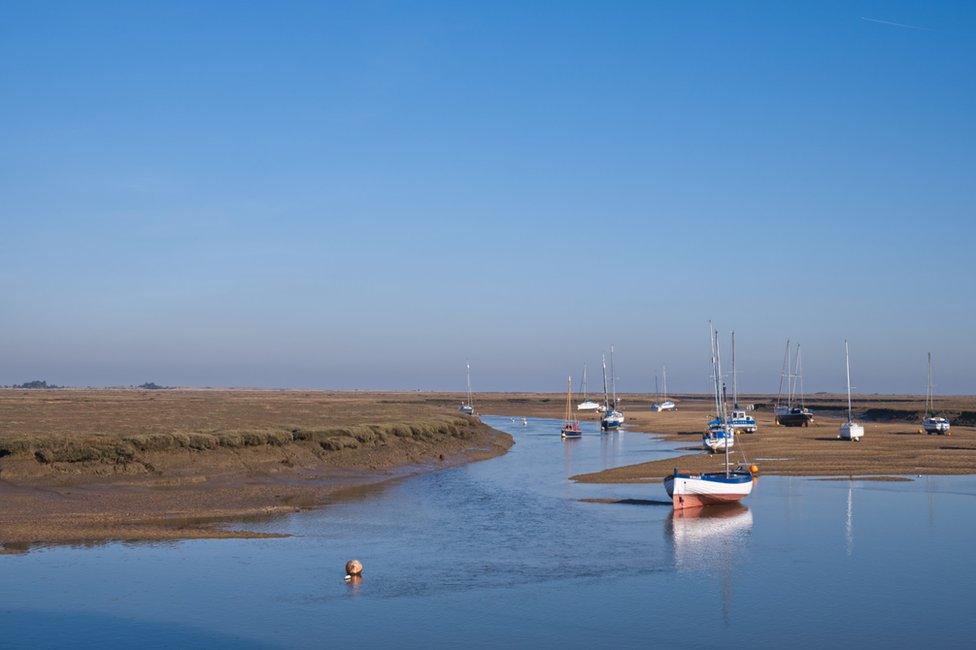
[666, 324, 755, 509]
[600, 348, 625, 431]
[709, 410, 757, 434]
[703, 422, 734, 452]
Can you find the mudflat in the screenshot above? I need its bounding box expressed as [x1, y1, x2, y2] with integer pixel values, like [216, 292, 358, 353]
[0, 390, 512, 551]
[427, 391, 976, 481]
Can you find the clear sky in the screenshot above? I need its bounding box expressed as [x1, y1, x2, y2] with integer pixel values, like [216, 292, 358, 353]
[1, 1, 973, 394]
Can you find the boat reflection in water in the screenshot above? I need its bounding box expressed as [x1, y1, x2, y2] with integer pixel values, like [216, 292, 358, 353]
[665, 504, 753, 573]
[666, 504, 754, 624]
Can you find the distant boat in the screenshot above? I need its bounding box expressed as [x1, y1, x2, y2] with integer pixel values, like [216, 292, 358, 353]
[703, 325, 735, 453]
[922, 353, 950, 435]
[838, 340, 864, 442]
[600, 347, 624, 431]
[774, 340, 813, 427]
[667, 324, 754, 509]
[459, 361, 475, 415]
[561, 375, 582, 439]
[650, 365, 677, 412]
[709, 332, 756, 432]
[576, 362, 602, 412]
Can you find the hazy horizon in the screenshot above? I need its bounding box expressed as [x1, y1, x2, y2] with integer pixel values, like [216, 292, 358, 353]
[2, 2, 973, 394]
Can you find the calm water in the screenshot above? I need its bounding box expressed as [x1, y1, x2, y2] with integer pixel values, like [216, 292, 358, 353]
[2, 416, 975, 648]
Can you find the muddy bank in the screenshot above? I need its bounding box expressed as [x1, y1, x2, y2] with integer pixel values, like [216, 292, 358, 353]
[0, 390, 512, 551]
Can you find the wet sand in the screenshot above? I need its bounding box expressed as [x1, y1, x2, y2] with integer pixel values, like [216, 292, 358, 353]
[0, 390, 512, 551]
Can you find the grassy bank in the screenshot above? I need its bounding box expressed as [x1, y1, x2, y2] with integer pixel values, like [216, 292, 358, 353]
[0, 390, 513, 550]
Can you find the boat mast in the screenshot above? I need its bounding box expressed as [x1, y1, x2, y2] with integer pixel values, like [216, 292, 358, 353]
[776, 339, 790, 410]
[602, 354, 610, 412]
[713, 327, 731, 477]
[709, 322, 721, 418]
[580, 363, 588, 400]
[787, 343, 795, 408]
[654, 373, 659, 400]
[662, 365, 668, 402]
[466, 361, 473, 409]
[926, 353, 933, 417]
[731, 331, 738, 409]
[565, 375, 573, 423]
[610, 345, 617, 409]
[845, 340, 853, 423]
[795, 346, 804, 409]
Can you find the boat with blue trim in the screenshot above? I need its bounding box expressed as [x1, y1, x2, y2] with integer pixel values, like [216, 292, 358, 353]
[600, 347, 625, 431]
[667, 323, 755, 509]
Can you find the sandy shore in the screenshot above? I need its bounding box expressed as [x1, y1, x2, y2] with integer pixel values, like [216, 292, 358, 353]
[0, 390, 512, 552]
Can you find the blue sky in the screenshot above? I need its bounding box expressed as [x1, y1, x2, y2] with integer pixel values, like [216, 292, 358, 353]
[1, 1, 973, 393]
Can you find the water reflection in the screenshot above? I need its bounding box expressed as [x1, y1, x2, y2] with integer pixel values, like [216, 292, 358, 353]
[846, 485, 854, 556]
[665, 505, 753, 626]
[665, 504, 754, 573]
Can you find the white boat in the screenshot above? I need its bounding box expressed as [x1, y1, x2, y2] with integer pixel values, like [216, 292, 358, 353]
[702, 325, 736, 453]
[666, 324, 754, 510]
[922, 353, 950, 435]
[576, 363, 602, 412]
[600, 347, 624, 431]
[650, 365, 677, 412]
[838, 340, 864, 441]
[458, 361, 474, 415]
[723, 332, 756, 432]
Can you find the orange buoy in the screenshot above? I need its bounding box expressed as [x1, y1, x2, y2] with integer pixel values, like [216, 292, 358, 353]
[750, 464, 760, 474]
[345, 559, 363, 578]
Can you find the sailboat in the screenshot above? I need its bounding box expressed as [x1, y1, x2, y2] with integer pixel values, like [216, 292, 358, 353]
[838, 340, 864, 441]
[458, 361, 475, 415]
[561, 375, 582, 438]
[922, 353, 950, 435]
[666, 325, 754, 509]
[703, 326, 735, 453]
[650, 366, 677, 412]
[774, 341, 813, 427]
[576, 363, 602, 412]
[711, 331, 756, 432]
[600, 348, 624, 431]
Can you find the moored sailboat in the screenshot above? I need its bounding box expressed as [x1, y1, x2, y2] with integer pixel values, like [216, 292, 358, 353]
[459, 361, 475, 415]
[600, 348, 624, 431]
[650, 365, 676, 412]
[576, 363, 602, 412]
[922, 353, 950, 435]
[709, 331, 756, 432]
[703, 325, 734, 453]
[838, 340, 864, 441]
[774, 341, 813, 427]
[561, 375, 582, 438]
[666, 325, 754, 509]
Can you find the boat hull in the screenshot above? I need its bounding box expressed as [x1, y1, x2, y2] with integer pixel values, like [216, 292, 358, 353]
[923, 418, 950, 435]
[664, 472, 754, 510]
[839, 422, 864, 441]
[601, 411, 624, 430]
[776, 412, 813, 427]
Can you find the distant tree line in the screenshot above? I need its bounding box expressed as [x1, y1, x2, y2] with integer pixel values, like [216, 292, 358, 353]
[138, 382, 172, 390]
[13, 380, 61, 389]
